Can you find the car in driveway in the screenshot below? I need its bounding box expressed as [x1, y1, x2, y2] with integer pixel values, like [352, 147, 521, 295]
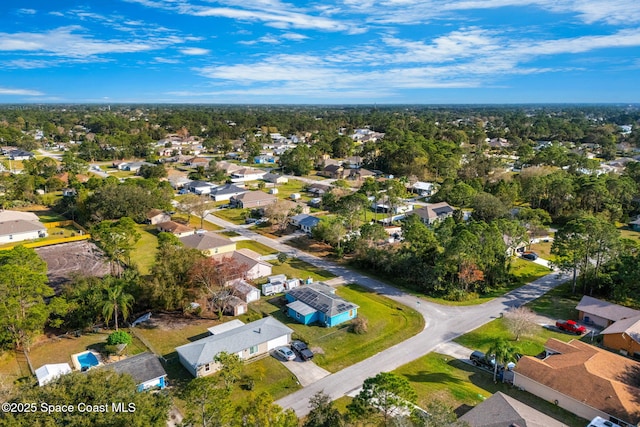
[290, 340, 314, 361]
[522, 252, 539, 261]
[274, 346, 296, 361]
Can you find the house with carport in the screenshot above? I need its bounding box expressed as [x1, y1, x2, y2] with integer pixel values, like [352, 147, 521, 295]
[285, 283, 358, 327]
[513, 338, 640, 427]
[176, 317, 293, 377]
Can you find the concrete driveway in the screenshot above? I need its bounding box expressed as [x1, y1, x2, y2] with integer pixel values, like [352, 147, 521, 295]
[279, 357, 331, 387]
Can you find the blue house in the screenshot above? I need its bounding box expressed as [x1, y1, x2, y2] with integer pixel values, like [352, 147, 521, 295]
[298, 215, 321, 235]
[285, 283, 358, 327]
[254, 155, 276, 164]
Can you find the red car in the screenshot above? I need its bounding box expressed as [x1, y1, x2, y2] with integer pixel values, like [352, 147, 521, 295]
[555, 320, 587, 335]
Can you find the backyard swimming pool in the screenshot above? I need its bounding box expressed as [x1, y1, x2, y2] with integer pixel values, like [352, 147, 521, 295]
[72, 351, 101, 371]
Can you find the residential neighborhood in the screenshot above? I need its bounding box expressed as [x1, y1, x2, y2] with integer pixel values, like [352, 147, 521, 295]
[0, 105, 639, 427]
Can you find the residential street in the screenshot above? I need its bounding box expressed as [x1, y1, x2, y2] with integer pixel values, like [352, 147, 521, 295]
[204, 213, 570, 417]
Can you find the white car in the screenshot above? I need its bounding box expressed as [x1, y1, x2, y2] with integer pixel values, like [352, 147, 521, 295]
[274, 346, 296, 361]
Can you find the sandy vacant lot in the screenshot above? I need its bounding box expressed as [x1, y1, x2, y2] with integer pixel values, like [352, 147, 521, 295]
[35, 241, 112, 290]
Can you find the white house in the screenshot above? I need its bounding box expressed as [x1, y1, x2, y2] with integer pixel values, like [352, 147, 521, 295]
[0, 210, 47, 244]
[176, 317, 293, 377]
[230, 167, 268, 182]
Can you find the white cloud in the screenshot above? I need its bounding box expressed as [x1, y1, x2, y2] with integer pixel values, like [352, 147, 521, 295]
[0, 26, 189, 60]
[0, 87, 43, 96]
[180, 47, 211, 55]
[281, 32, 308, 41]
[153, 57, 181, 63]
[17, 8, 37, 15]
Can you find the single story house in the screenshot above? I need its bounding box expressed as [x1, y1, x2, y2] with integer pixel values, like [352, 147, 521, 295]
[347, 168, 375, 181]
[8, 149, 34, 161]
[306, 183, 331, 195]
[254, 155, 276, 164]
[299, 215, 321, 234]
[263, 173, 288, 184]
[576, 295, 640, 328]
[227, 278, 261, 303]
[411, 202, 455, 225]
[230, 167, 267, 182]
[410, 181, 437, 196]
[156, 220, 195, 237]
[183, 180, 217, 195]
[216, 161, 243, 174]
[209, 184, 248, 202]
[371, 197, 413, 215]
[285, 283, 358, 327]
[176, 317, 293, 377]
[600, 314, 640, 358]
[186, 157, 210, 168]
[213, 248, 272, 281]
[0, 210, 48, 244]
[513, 339, 640, 427]
[62, 188, 77, 197]
[104, 352, 167, 392]
[35, 363, 72, 386]
[320, 164, 346, 179]
[179, 232, 236, 256]
[343, 156, 363, 168]
[118, 161, 154, 172]
[459, 391, 567, 427]
[146, 209, 171, 225]
[207, 319, 245, 335]
[230, 191, 277, 209]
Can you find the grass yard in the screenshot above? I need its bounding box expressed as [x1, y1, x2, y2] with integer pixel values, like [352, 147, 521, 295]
[241, 284, 424, 372]
[618, 225, 640, 242]
[220, 230, 241, 237]
[453, 316, 583, 358]
[269, 179, 309, 200]
[235, 239, 278, 255]
[131, 224, 159, 275]
[509, 258, 553, 286]
[392, 353, 586, 427]
[231, 357, 301, 402]
[171, 213, 223, 231]
[525, 281, 583, 320]
[213, 208, 251, 225]
[528, 240, 556, 262]
[0, 330, 147, 381]
[269, 258, 336, 282]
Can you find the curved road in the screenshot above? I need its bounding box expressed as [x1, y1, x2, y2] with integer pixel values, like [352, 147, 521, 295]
[204, 213, 569, 417]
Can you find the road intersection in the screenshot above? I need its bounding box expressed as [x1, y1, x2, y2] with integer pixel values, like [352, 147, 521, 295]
[204, 213, 569, 417]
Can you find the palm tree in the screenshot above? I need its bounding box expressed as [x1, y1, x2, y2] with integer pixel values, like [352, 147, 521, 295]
[101, 278, 134, 331]
[487, 338, 518, 383]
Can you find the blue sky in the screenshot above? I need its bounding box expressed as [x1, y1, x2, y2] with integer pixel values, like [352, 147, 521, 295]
[1, 0, 640, 104]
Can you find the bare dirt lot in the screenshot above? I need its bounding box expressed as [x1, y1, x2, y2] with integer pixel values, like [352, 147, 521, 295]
[35, 241, 112, 290]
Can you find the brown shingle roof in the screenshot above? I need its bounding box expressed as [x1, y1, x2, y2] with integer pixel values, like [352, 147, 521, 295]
[234, 191, 276, 203]
[156, 220, 194, 235]
[515, 339, 640, 424]
[179, 232, 235, 251]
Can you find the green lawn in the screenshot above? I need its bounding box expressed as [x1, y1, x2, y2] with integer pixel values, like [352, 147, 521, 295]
[269, 258, 336, 282]
[171, 213, 223, 231]
[392, 353, 587, 427]
[509, 258, 553, 286]
[213, 208, 251, 224]
[231, 357, 301, 402]
[525, 281, 583, 320]
[269, 179, 309, 200]
[528, 240, 556, 262]
[241, 284, 424, 372]
[235, 240, 278, 255]
[618, 225, 640, 242]
[453, 316, 582, 357]
[131, 224, 159, 275]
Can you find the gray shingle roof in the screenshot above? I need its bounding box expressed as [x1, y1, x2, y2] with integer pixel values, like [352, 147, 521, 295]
[576, 295, 640, 322]
[179, 232, 234, 251]
[0, 219, 46, 236]
[287, 284, 358, 318]
[210, 184, 247, 196]
[104, 352, 166, 385]
[459, 392, 567, 427]
[176, 317, 293, 369]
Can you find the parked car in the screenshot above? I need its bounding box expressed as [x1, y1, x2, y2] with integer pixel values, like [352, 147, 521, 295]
[290, 340, 314, 361]
[274, 346, 296, 361]
[556, 319, 587, 335]
[522, 252, 539, 260]
[470, 350, 494, 369]
[245, 217, 257, 224]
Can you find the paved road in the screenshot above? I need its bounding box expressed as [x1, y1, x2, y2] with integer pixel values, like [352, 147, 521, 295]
[204, 212, 569, 417]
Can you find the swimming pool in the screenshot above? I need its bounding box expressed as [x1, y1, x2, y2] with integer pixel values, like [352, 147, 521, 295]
[75, 351, 100, 371]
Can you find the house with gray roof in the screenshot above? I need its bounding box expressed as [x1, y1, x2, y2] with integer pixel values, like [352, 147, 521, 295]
[285, 283, 358, 327]
[0, 210, 47, 244]
[176, 317, 293, 377]
[459, 392, 567, 427]
[576, 295, 640, 328]
[209, 183, 248, 201]
[411, 202, 454, 225]
[179, 232, 236, 256]
[103, 352, 167, 392]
